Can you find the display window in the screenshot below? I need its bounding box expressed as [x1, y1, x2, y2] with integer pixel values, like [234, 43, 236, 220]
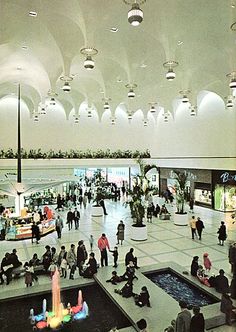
[214, 184, 236, 212]
[194, 189, 212, 206]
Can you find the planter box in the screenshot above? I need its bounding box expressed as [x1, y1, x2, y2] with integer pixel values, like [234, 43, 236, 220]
[91, 206, 103, 217]
[174, 213, 188, 226]
[131, 224, 147, 241]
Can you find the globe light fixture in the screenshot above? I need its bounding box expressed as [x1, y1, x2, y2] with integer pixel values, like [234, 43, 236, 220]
[148, 102, 157, 112]
[74, 117, 79, 124]
[226, 95, 234, 108]
[50, 97, 56, 106]
[127, 111, 133, 120]
[34, 114, 39, 122]
[190, 105, 197, 116]
[143, 119, 148, 126]
[103, 98, 111, 110]
[179, 90, 191, 103]
[47, 90, 58, 106]
[111, 117, 116, 125]
[227, 71, 236, 89]
[124, 0, 146, 26]
[60, 75, 73, 92]
[80, 47, 98, 70]
[163, 60, 179, 81]
[125, 83, 137, 98]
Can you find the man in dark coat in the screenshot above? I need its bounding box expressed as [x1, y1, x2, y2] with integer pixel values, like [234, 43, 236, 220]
[31, 221, 40, 244]
[196, 217, 204, 240]
[77, 240, 88, 276]
[215, 269, 229, 293]
[67, 208, 74, 231]
[125, 248, 139, 268]
[73, 207, 80, 230]
[190, 306, 205, 332]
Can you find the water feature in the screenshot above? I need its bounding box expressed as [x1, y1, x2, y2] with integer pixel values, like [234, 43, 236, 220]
[146, 269, 219, 307]
[29, 269, 89, 329]
[0, 284, 131, 332]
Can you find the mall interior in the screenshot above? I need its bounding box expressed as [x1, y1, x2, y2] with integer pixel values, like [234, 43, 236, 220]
[0, 1, 236, 332]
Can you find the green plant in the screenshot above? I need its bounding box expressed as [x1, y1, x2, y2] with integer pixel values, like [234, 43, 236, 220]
[171, 170, 195, 214]
[125, 159, 158, 227]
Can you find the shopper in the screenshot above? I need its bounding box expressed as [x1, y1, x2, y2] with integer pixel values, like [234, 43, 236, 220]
[98, 233, 110, 267]
[190, 256, 199, 277]
[215, 269, 229, 294]
[66, 208, 74, 231]
[125, 248, 139, 268]
[196, 217, 204, 240]
[189, 216, 197, 240]
[77, 240, 88, 276]
[83, 252, 98, 278]
[228, 242, 236, 273]
[217, 221, 227, 246]
[31, 221, 40, 244]
[89, 235, 94, 252]
[73, 207, 80, 230]
[190, 306, 205, 332]
[175, 300, 191, 332]
[67, 244, 77, 280]
[116, 220, 125, 245]
[55, 215, 63, 239]
[134, 286, 151, 307]
[220, 293, 236, 325]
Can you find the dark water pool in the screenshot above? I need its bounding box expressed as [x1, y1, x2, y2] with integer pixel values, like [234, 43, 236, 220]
[146, 270, 219, 307]
[0, 284, 131, 332]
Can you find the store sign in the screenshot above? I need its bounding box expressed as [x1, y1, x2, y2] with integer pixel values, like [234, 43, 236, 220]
[220, 172, 236, 183]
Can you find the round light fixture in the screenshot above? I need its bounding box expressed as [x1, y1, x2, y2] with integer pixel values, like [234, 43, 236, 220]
[84, 55, 95, 70]
[163, 60, 179, 81]
[148, 102, 157, 113]
[125, 83, 137, 98]
[166, 68, 176, 81]
[190, 106, 196, 116]
[111, 118, 116, 125]
[226, 96, 234, 108]
[80, 47, 98, 70]
[143, 120, 148, 126]
[62, 81, 71, 92]
[50, 97, 56, 106]
[128, 3, 143, 26]
[74, 117, 79, 124]
[128, 88, 135, 98]
[127, 112, 133, 120]
[34, 114, 39, 122]
[230, 78, 236, 89]
[88, 110, 92, 118]
[40, 107, 46, 115]
[103, 101, 110, 110]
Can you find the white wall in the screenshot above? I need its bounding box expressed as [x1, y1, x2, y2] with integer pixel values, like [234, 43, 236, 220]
[0, 91, 235, 169]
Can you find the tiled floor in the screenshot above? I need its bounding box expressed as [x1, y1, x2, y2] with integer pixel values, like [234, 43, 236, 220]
[0, 197, 236, 331]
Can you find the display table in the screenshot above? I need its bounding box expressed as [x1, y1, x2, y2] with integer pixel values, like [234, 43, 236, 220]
[5, 214, 56, 240]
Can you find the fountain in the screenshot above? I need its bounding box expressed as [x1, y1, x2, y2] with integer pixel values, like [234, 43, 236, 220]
[30, 269, 89, 330]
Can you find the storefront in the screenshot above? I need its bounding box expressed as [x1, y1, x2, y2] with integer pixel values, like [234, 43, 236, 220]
[194, 182, 212, 208]
[212, 170, 236, 212]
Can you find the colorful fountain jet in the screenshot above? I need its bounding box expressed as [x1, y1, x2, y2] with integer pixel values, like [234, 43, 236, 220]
[30, 269, 89, 330]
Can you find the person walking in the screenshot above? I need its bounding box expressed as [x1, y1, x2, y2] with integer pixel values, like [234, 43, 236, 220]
[175, 300, 191, 332]
[89, 235, 94, 252]
[189, 197, 194, 213]
[217, 221, 227, 246]
[73, 207, 80, 230]
[196, 217, 204, 240]
[31, 221, 40, 244]
[98, 233, 110, 267]
[55, 215, 63, 239]
[189, 216, 197, 240]
[228, 242, 236, 273]
[116, 220, 125, 245]
[190, 306, 205, 332]
[66, 208, 74, 231]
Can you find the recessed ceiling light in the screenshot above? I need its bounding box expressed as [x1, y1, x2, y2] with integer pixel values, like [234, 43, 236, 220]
[140, 63, 147, 68]
[177, 40, 183, 45]
[29, 11, 37, 17]
[110, 27, 119, 32]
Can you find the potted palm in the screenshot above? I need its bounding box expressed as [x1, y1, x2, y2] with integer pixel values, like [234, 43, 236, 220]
[170, 170, 195, 225]
[126, 159, 158, 240]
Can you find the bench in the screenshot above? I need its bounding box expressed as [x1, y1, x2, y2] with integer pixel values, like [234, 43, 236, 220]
[12, 264, 45, 277]
[159, 214, 171, 220]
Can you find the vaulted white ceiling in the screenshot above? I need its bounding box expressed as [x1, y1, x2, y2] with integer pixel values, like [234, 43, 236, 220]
[0, 0, 236, 119]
